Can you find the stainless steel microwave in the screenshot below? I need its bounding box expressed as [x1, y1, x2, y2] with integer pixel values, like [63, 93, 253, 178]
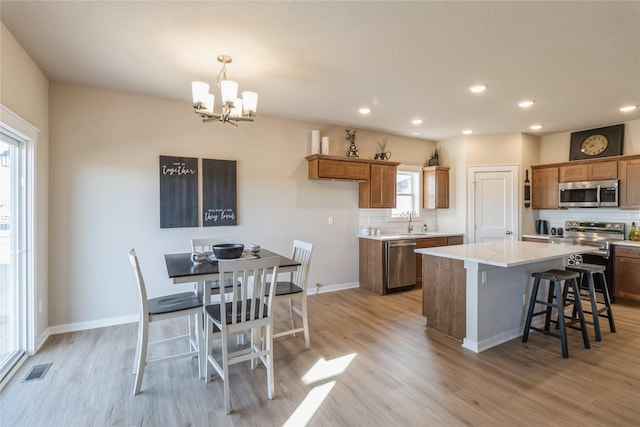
[558, 180, 619, 208]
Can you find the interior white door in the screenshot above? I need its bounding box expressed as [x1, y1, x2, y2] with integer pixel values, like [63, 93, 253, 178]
[469, 166, 518, 243]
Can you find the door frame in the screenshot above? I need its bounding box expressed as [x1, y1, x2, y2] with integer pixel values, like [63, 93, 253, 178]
[467, 164, 520, 243]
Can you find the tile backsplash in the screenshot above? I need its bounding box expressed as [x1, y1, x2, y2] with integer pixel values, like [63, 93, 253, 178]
[359, 209, 438, 235]
[537, 208, 640, 239]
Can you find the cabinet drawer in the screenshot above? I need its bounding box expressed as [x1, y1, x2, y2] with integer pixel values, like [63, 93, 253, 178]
[314, 159, 370, 180]
[615, 246, 640, 258]
[416, 237, 447, 248]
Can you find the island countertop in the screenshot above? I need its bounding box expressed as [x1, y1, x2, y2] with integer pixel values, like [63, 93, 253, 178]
[415, 240, 597, 268]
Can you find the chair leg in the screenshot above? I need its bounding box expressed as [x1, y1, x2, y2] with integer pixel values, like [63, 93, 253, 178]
[204, 316, 211, 383]
[288, 299, 296, 337]
[598, 272, 616, 333]
[301, 296, 310, 349]
[554, 280, 568, 359]
[584, 272, 602, 342]
[221, 328, 231, 415]
[522, 277, 540, 343]
[195, 312, 203, 379]
[133, 319, 148, 395]
[571, 278, 590, 350]
[266, 323, 274, 400]
[544, 281, 555, 332]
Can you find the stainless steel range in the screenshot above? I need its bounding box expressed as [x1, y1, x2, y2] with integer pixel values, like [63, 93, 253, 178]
[550, 220, 625, 301]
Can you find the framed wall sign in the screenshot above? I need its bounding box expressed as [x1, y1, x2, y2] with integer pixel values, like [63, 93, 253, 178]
[159, 155, 198, 228]
[569, 124, 624, 161]
[202, 158, 237, 227]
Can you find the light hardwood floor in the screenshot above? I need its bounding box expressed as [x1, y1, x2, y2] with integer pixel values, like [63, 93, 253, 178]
[2, 288, 639, 426]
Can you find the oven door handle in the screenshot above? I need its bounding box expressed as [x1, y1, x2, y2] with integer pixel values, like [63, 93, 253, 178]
[596, 184, 601, 206]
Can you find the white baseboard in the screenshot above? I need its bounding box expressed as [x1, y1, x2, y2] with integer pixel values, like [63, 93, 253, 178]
[36, 285, 357, 345]
[310, 282, 359, 295]
[47, 314, 138, 336]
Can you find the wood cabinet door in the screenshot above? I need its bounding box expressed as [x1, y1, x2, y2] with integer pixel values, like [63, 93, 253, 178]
[614, 246, 640, 302]
[422, 166, 450, 209]
[364, 164, 396, 208]
[531, 167, 558, 209]
[415, 237, 448, 286]
[619, 159, 640, 209]
[317, 159, 370, 180]
[559, 164, 588, 182]
[588, 161, 617, 180]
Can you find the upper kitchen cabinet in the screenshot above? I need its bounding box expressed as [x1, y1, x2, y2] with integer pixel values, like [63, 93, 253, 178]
[306, 154, 371, 181]
[422, 166, 450, 209]
[619, 158, 640, 209]
[306, 155, 399, 208]
[531, 165, 559, 209]
[559, 161, 617, 182]
[359, 163, 397, 208]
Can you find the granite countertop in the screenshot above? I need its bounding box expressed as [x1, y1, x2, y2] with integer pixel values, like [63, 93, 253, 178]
[415, 240, 598, 268]
[359, 232, 464, 241]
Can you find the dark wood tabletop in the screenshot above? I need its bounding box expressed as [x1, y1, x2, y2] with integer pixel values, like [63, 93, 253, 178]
[164, 249, 300, 279]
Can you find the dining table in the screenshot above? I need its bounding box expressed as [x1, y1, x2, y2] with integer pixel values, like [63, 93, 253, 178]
[164, 248, 301, 379]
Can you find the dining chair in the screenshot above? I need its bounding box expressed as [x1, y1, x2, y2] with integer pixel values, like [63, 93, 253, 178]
[128, 249, 202, 395]
[270, 240, 314, 349]
[204, 256, 279, 415]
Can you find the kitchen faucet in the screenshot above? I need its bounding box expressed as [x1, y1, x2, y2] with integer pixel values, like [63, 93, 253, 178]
[407, 212, 413, 233]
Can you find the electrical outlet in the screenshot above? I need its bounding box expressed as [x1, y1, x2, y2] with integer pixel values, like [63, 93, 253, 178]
[328, 216, 334, 225]
[481, 271, 488, 284]
[522, 293, 526, 306]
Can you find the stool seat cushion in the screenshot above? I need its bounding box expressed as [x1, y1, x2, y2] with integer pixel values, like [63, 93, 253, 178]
[566, 263, 606, 273]
[148, 292, 202, 315]
[532, 269, 580, 281]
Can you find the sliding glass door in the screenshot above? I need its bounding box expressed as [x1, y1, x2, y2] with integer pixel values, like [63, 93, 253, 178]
[0, 133, 25, 381]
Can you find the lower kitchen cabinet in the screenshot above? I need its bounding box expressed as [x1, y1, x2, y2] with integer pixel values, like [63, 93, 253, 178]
[359, 235, 463, 296]
[614, 245, 640, 302]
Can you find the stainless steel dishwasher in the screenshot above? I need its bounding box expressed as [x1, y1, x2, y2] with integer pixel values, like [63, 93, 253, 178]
[385, 239, 417, 290]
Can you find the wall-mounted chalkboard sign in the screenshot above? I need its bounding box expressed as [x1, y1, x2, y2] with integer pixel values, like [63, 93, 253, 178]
[202, 158, 237, 227]
[159, 155, 198, 228]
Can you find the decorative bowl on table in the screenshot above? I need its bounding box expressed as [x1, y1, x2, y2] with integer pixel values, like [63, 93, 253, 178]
[212, 243, 244, 259]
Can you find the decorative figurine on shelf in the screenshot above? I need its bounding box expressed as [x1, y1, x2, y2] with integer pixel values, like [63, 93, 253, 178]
[346, 129, 359, 158]
[374, 137, 391, 160]
[426, 149, 439, 166]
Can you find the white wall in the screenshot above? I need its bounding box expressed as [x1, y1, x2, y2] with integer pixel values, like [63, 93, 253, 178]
[539, 118, 640, 164]
[47, 83, 435, 327]
[0, 22, 50, 343]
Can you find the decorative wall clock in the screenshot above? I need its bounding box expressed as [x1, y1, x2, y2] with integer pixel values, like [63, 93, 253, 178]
[569, 124, 624, 161]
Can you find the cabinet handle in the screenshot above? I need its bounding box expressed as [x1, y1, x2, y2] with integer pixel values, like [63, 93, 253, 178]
[505, 231, 513, 235]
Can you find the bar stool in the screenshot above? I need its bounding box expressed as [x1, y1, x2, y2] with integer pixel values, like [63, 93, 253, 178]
[522, 269, 590, 358]
[564, 263, 616, 341]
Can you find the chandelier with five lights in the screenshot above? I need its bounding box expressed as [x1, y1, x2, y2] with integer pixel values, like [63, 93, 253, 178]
[191, 55, 258, 126]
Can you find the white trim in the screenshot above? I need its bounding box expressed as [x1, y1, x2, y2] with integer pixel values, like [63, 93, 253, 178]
[46, 314, 139, 335]
[0, 105, 39, 358]
[309, 281, 359, 295]
[0, 353, 28, 392]
[467, 164, 520, 244]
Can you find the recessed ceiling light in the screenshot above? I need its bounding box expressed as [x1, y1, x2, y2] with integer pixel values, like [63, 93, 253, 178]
[412, 132, 421, 136]
[462, 129, 473, 135]
[411, 118, 423, 125]
[529, 124, 543, 130]
[518, 100, 535, 108]
[469, 84, 487, 93]
[619, 105, 637, 112]
[358, 107, 371, 115]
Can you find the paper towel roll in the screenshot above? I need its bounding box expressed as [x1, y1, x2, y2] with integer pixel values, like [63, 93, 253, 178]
[321, 136, 329, 154]
[311, 130, 320, 154]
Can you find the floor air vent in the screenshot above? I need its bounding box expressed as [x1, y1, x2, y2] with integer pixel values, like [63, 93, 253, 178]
[23, 363, 52, 382]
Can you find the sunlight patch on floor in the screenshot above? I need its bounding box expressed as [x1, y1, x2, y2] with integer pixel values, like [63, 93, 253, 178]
[282, 352, 356, 426]
[301, 353, 356, 385]
[282, 381, 336, 427]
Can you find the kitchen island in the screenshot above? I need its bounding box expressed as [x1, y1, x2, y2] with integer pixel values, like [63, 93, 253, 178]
[416, 240, 597, 352]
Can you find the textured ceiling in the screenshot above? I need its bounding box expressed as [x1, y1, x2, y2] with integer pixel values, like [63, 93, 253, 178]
[2, 1, 639, 140]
